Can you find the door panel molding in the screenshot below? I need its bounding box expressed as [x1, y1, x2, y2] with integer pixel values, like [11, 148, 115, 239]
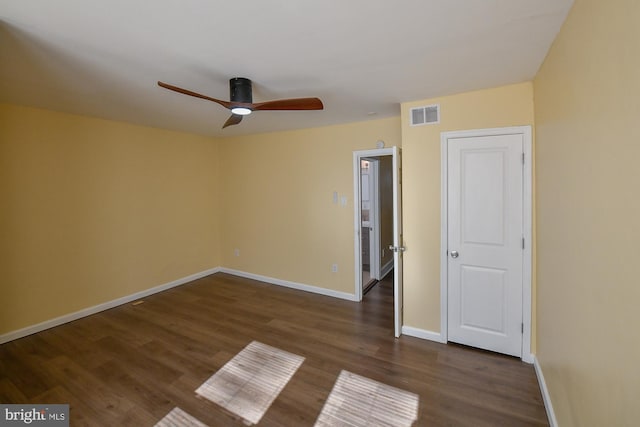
[440, 126, 533, 362]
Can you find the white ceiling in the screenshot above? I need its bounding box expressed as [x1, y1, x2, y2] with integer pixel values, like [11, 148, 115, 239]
[0, 0, 573, 137]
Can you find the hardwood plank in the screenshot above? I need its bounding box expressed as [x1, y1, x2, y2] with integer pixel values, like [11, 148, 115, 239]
[44, 355, 135, 425]
[0, 272, 548, 426]
[0, 341, 56, 399]
[31, 385, 104, 427]
[0, 378, 28, 403]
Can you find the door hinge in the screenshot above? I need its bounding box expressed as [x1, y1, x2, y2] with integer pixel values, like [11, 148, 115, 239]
[521, 323, 524, 334]
[522, 153, 525, 164]
[522, 237, 525, 250]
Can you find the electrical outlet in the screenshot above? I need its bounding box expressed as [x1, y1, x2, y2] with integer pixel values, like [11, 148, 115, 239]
[234, 249, 240, 257]
[331, 264, 338, 273]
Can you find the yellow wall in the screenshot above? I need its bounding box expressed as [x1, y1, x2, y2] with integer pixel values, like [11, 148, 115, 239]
[534, 0, 640, 424]
[0, 103, 400, 336]
[400, 82, 535, 333]
[219, 117, 401, 294]
[0, 104, 222, 334]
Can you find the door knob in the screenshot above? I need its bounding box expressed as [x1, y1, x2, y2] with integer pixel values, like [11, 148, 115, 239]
[450, 250, 459, 258]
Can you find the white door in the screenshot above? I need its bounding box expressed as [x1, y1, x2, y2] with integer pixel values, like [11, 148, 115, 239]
[447, 134, 523, 357]
[391, 146, 403, 338]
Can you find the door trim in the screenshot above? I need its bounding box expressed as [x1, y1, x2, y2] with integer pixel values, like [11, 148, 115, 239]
[440, 126, 533, 363]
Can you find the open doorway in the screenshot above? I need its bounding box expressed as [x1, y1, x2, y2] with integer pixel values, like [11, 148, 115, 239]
[353, 147, 404, 337]
[359, 157, 394, 293]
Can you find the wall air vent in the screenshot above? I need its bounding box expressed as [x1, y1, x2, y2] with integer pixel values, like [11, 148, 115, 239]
[410, 104, 440, 126]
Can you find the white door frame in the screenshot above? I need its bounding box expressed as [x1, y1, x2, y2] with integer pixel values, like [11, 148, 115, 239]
[440, 126, 533, 363]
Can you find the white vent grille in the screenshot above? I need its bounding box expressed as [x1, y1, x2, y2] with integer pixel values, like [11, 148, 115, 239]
[410, 104, 440, 126]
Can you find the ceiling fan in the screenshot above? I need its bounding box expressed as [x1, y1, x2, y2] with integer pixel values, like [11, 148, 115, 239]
[157, 78, 324, 128]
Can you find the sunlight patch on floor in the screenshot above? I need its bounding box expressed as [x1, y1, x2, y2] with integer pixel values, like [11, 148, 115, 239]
[314, 370, 419, 427]
[196, 341, 305, 425]
[154, 407, 207, 427]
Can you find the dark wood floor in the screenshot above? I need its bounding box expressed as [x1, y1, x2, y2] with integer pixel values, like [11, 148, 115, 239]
[0, 273, 548, 426]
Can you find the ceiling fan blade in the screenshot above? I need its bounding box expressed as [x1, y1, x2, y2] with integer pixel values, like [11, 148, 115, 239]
[222, 114, 243, 129]
[158, 81, 232, 109]
[252, 97, 324, 111]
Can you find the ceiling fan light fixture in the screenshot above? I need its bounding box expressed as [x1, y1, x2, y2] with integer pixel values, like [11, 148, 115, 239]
[157, 76, 323, 129]
[231, 107, 252, 115]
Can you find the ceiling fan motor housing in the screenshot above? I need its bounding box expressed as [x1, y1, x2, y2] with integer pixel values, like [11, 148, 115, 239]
[230, 77, 252, 103]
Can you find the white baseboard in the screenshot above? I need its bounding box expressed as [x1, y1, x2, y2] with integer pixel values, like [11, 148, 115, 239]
[534, 356, 558, 427]
[401, 326, 446, 343]
[380, 260, 393, 280]
[0, 267, 222, 345]
[219, 268, 358, 302]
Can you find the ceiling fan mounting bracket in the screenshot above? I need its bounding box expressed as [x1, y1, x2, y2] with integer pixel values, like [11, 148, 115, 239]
[230, 78, 253, 104]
